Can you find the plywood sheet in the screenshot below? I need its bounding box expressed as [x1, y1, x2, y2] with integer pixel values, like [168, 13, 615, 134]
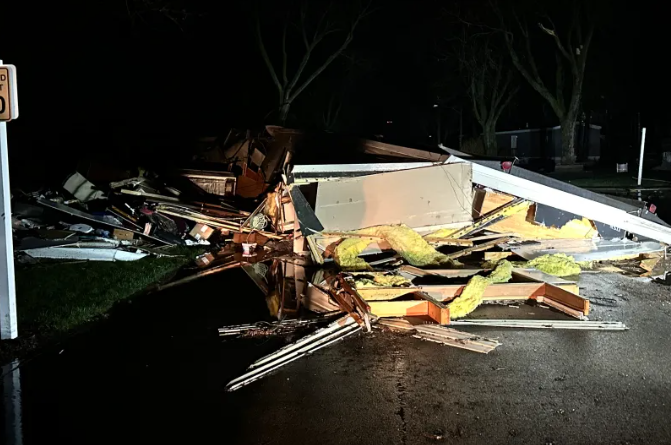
[314, 164, 473, 231]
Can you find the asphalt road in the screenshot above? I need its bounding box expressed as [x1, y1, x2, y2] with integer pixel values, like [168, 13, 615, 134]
[5, 269, 671, 445]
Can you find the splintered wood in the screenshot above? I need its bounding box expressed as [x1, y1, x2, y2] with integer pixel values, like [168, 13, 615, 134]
[413, 325, 501, 353]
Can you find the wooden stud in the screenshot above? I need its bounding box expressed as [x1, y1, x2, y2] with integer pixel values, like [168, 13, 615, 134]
[543, 282, 590, 315]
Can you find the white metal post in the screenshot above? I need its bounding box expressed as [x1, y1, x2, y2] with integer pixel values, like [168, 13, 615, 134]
[638, 127, 647, 201]
[0, 121, 17, 339]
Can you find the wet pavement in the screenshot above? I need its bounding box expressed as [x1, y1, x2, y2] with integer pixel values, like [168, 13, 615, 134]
[4, 269, 671, 444]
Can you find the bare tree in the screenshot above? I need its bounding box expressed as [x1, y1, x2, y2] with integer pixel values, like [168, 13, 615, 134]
[256, 2, 372, 125]
[457, 31, 518, 156]
[498, 3, 594, 163]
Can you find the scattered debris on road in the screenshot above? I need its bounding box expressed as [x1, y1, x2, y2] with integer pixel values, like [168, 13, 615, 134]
[210, 131, 671, 391]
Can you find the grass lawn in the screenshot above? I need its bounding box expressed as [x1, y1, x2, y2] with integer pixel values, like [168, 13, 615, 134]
[549, 170, 671, 188]
[13, 246, 202, 336]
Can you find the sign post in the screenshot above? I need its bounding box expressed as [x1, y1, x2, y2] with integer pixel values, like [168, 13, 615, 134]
[637, 127, 647, 202]
[0, 61, 18, 339]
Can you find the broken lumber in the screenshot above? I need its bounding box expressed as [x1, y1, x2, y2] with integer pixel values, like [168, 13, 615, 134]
[413, 325, 501, 353]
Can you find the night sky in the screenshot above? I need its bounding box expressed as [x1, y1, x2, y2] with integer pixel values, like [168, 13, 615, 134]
[0, 0, 667, 184]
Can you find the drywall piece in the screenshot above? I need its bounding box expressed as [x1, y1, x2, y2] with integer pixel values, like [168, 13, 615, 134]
[314, 163, 473, 232]
[448, 156, 671, 243]
[510, 238, 665, 262]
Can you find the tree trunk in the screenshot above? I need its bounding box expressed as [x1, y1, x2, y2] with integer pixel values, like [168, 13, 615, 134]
[482, 122, 498, 156]
[559, 117, 577, 164]
[279, 102, 291, 125]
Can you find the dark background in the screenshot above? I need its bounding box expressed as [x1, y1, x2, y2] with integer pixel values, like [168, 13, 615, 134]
[0, 0, 666, 186]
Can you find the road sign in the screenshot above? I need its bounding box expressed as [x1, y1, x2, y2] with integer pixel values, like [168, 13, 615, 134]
[0, 65, 18, 121]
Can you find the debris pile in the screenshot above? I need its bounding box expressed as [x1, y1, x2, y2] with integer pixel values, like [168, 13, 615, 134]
[215, 132, 671, 391]
[15, 128, 668, 390]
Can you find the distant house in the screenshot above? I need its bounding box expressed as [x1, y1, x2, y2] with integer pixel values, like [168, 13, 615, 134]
[496, 124, 601, 161]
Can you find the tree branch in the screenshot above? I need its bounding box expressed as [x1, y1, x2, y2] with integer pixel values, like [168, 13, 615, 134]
[494, 84, 519, 122]
[281, 21, 288, 86]
[256, 13, 283, 98]
[538, 21, 573, 63]
[287, 4, 369, 103]
[288, 33, 354, 102]
[499, 9, 564, 119]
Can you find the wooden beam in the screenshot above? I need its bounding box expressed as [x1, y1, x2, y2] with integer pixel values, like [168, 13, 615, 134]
[537, 297, 585, 319]
[421, 283, 545, 302]
[368, 300, 430, 318]
[512, 269, 579, 295]
[368, 299, 449, 324]
[417, 292, 450, 325]
[543, 282, 590, 316]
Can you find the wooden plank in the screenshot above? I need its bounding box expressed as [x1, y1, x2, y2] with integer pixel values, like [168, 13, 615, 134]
[543, 282, 590, 315]
[357, 287, 417, 301]
[368, 300, 430, 318]
[468, 232, 516, 241]
[422, 283, 546, 302]
[447, 237, 512, 259]
[432, 199, 529, 240]
[398, 266, 483, 278]
[426, 238, 473, 247]
[417, 293, 451, 325]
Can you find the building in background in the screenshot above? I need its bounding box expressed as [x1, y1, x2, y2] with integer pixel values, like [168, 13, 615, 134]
[496, 124, 601, 162]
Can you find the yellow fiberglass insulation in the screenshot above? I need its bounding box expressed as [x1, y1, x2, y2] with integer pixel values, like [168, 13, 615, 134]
[528, 253, 581, 277]
[266, 290, 280, 318]
[356, 224, 456, 267]
[334, 237, 373, 270]
[449, 260, 513, 319]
